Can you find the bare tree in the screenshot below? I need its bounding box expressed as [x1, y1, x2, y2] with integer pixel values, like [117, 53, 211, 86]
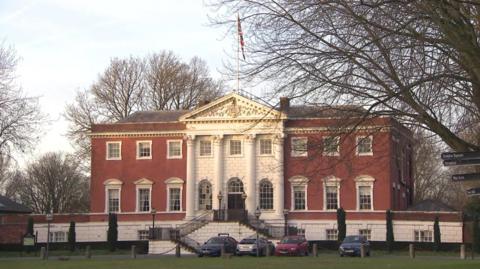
[413, 130, 467, 208]
[209, 0, 480, 151]
[0, 44, 43, 189]
[6, 152, 89, 213]
[144, 52, 223, 110]
[65, 51, 223, 160]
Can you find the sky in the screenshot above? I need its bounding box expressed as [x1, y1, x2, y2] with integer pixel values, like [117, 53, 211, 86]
[0, 0, 235, 164]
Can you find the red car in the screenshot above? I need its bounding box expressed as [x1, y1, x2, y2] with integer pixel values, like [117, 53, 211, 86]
[274, 236, 309, 256]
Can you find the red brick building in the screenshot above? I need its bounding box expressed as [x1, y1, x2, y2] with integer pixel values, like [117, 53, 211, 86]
[29, 92, 463, 248]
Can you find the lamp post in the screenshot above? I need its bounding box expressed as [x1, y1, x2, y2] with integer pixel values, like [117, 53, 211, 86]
[46, 213, 53, 260]
[254, 207, 261, 257]
[151, 208, 157, 239]
[283, 208, 289, 236]
[217, 191, 223, 221]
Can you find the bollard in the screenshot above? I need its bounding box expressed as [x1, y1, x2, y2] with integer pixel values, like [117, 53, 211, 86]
[409, 244, 415, 259]
[460, 244, 466, 260]
[131, 245, 136, 259]
[220, 245, 225, 257]
[85, 245, 91, 259]
[175, 244, 181, 258]
[360, 244, 365, 258]
[40, 247, 46, 260]
[312, 243, 318, 257]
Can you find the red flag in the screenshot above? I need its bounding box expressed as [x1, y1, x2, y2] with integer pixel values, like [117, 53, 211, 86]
[237, 14, 245, 60]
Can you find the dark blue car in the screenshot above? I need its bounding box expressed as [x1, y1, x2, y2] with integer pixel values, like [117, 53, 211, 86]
[198, 234, 237, 257]
[339, 235, 370, 257]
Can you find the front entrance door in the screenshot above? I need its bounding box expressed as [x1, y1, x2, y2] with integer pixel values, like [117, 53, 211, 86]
[228, 194, 244, 209]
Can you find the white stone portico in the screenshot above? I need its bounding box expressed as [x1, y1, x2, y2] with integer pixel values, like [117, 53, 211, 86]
[179, 92, 286, 221]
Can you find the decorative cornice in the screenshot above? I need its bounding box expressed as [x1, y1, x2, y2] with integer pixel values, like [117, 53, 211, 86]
[285, 125, 391, 134]
[89, 131, 185, 138]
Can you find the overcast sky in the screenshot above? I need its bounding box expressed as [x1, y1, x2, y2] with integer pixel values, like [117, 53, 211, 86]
[0, 0, 235, 164]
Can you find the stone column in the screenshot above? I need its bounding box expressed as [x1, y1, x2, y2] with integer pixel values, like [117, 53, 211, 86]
[245, 134, 257, 215]
[213, 135, 224, 210]
[185, 135, 196, 220]
[274, 134, 285, 218]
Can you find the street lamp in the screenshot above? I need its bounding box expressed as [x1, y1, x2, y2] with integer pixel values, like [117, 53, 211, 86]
[283, 208, 290, 236]
[151, 208, 157, 239]
[254, 207, 261, 257]
[46, 213, 53, 260]
[217, 191, 223, 221]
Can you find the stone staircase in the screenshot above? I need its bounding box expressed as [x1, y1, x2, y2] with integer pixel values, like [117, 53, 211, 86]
[148, 213, 284, 255]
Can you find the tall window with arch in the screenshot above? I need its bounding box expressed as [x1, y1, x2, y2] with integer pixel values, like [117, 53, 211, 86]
[198, 180, 212, 210]
[259, 179, 273, 210]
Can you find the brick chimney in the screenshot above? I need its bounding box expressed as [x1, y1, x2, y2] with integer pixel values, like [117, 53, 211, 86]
[279, 97, 290, 112]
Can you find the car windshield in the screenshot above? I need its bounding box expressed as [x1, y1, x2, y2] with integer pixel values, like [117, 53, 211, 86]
[343, 236, 363, 243]
[206, 237, 224, 244]
[240, 239, 256, 244]
[280, 238, 302, 244]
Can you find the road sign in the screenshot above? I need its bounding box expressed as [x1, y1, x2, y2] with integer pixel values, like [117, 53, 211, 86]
[466, 188, 480, 196]
[441, 151, 480, 160]
[452, 173, 480, 181]
[443, 159, 480, 166]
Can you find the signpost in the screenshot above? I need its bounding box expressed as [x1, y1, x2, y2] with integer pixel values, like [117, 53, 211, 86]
[442, 151, 480, 259]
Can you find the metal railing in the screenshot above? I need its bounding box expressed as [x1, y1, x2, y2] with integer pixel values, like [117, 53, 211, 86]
[175, 211, 212, 237]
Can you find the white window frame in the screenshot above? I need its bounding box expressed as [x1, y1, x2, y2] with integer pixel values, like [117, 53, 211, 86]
[167, 140, 183, 159]
[356, 135, 373, 156]
[104, 179, 123, 213]
[49, 231, 67, 242]
[134, 178, 153, 213]
[165, 177, 184, 212]
[323, 136, 340, 156]
[359, 229, 372, 240]
[326, 229, 338, 241]
[289, 176, 309, 211]
[259, 138, 273, 156]
[198, 180, 213, 210]
[355, 175, 375, 211]
[323, 176, 341, 211]
[138, 230, 150, 240]
[136, 140, 152, 160]
[258, 179, 274, 210]
[291, 137, 308, 157]
[414, 230, 433, 242]
[106, 141, 122, 160]
[229, 139, 243, 156]
[199, 140, 213, 157]
[167, 187, 182, 212]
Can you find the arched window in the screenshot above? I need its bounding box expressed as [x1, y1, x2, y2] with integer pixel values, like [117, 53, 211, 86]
[198, 180, 212, 210]
[259, 179, 273, 210]
[228, 178, 244, 193]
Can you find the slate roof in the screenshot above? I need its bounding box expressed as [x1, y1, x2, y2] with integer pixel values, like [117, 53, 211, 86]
[407, 199, 457, 212]
[286, 105, 367, 119]
[0, 195, 32, 214]
[116, 110, 191, 123]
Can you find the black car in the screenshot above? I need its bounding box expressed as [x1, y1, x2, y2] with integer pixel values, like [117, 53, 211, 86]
[236, 237, 275, 256]
[198, 234, 238, 257]
[339, 235, 370, 257]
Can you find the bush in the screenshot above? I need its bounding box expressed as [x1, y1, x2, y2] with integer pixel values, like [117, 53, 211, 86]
[386, 209, 394, 253]
[26, 217, 34, 236]
[474, 215, 480, 253]
[68, 221, 76, 252]
[433, 216, 441, 252]
[107, 213, 118, 252]
[337, 208, 346, 243]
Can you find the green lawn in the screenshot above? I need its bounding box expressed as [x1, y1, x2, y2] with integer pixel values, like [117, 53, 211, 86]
[1, 255, 480, 269]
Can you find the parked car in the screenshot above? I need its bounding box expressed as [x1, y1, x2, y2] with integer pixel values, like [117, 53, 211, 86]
[236, 237, 275, 256]
[198, 234, 238, 257]
[274, 235, 309, 256]
[339, 235, 370, 257]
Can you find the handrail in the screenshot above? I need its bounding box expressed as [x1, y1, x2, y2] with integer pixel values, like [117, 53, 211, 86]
[175, 211, 212, 236]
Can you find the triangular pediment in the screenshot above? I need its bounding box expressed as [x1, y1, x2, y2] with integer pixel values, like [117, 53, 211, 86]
[179, 92, 283, 122]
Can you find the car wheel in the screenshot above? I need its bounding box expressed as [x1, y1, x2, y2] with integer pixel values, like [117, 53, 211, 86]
[198, 253, 204, 257]
[339, 253, 344, 257]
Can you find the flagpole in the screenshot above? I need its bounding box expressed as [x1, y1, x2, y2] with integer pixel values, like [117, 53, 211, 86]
[237, 15, 240, 93]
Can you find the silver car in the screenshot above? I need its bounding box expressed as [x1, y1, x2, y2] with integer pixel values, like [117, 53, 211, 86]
[236, 237, 274, 256]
